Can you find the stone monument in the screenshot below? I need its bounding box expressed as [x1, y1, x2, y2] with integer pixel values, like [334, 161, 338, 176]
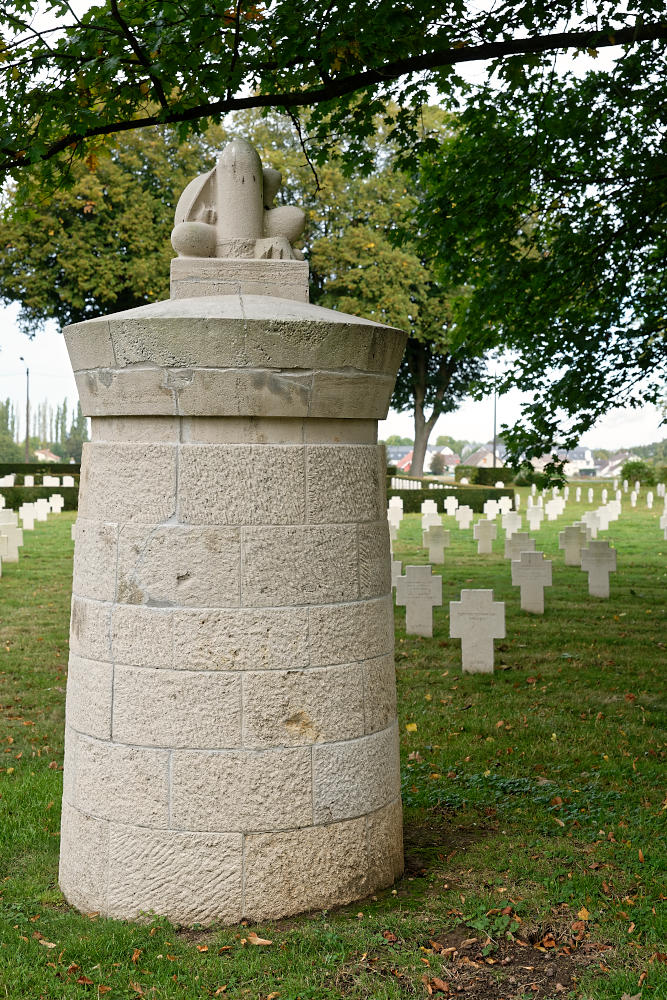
[59, 138, 406, 925]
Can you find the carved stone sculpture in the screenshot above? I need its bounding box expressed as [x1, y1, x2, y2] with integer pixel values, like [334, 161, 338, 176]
[59, 138, 406, 925]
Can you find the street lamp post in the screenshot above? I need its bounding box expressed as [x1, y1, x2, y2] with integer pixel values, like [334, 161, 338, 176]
[19, 357, 30, 463]
[492, 377, 497, 469]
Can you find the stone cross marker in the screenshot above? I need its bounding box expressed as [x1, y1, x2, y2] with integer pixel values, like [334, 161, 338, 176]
[424, 524, 450, 564]
[501, 510, 522, 537]
[588, 488, 594, 503]
[581, 540, 617, 598]
[660, 511, 667, 539]
[444, 495, 459, 516]
[581, 510, 600, 538]
[395, 565, 442, 637]
[58, 138, 407, 926]
[473, 518, 497, 554]
[391, 559, 402, 590]
[575, 487, 581, 502]
[559, 524, 587, 566]
[623, 479, 628, 492]
[630, 491, 637, 507]
[498, 496, 513, 515]
[601, 488, 608, 503]
[449, 589, 505, 673]
[647, 491, 654, 509]
[515, 492, 521, 510]
[526, 506, 544, 532]
[545, 499, 560, 522]
[421, 498, 438, 515]
[483, 499, 499, 519]
[504, 531, 536, 561]
[511, 550, 552, 613]
[455, 505, 473, 530]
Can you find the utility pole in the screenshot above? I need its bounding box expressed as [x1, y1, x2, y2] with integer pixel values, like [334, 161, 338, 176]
[492, 377, 497, 469]
[19, 357, 30, 463]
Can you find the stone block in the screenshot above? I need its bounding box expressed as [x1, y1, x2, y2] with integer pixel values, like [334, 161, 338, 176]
[75, 368, 178, 417]
[91, 416, 180, 443]
[59, 801, 109, 914]
[303, 419, 377, 445]
[69, 597, 112, 662]
[181, 416, 305, 444]
[241, 525, 358, 607]
[173, 607, 310, 671]
[78, 443, 177, 523]
[170, 747, 312, 832]
[72, 733, 170, 827]
[112, 666, 241, 748]
[107, 824, 243, 924]
[178, 444, 306, 525]
[110, 316, 246, 369]
[64, 318, 115, 371]
[65, 654, 113, 740]
[72, 520, 118, 603]
[241, 665, 364, 748]
[310, 372, 396, 419]
[363, 654, 397, 735]
[309, 596, 394, 666]
[366, 798, 404, 888]
[111, 604, 173, 667]
[313, 723, 400, 823]
[358, 522, 391, 599]
[306, 446, 384, 523]
[116, 524, 241, 607]
[243, 817, 367, 920]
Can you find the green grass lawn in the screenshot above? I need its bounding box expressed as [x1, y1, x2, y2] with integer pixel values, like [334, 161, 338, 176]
[0, 493, 665, 1000]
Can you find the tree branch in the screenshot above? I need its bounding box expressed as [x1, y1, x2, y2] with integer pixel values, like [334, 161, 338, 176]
[108, 0, 169, 110]
[2, 21, 666, 170]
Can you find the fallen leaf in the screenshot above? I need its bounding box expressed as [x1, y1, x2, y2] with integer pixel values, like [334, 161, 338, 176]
[405, 723, 418, 732]
[197, 945, 209, 953]
[76, 976, 94, 985]
[130, 984, 144, 996]
[67, 964, 79, 974]
[638, 849, 645, 863]
[38, 940, 57, 949]
[628, 922, 635, 934]
[131, 948, 142, 963]
[382, 931, 398, 943]
[577, 907, 590, 921]
[247, 932, 272, 946]
[430, 977, 450, 993]
[266, 993, 280, 1000]
[553, 816, 565, 827]
[542, 933, 556, 949]
[99, 988, 112, 996]
[213, 989, 227, 996]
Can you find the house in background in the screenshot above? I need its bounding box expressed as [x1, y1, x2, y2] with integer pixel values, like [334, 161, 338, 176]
[33, 448, 61, 463]
[464, 443, 507, 468]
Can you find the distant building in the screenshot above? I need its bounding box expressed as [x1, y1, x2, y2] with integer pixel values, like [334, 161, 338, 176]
[465, 443, 506, 468]
[33, 448, 61, 463]
[597, 451, 640, 479]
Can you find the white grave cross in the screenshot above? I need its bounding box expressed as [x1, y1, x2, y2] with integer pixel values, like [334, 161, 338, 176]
[581, 540, 617, 598]
[502, 510, 522, 537]
[449, 589, 505, 673]
[511, 550, 552, 613]
[473, 518, 497, 554]
[395, 565, 442, 637]
[559, 524, 587, 566]
[424, 524, 450, 564]
[504, 531, 536, 561]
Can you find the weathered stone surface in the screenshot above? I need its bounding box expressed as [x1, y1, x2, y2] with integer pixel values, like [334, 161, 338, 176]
[78, 443, 177, 522]
[59, 801, 109, 914]
[171, 747, 312, 832]
[116, 524, 241, 607]
[309, 372, 396, 419]
[63, 318, 115, 371]
[72, 520, 118, 603]
[107, 825, 243, 924]
[366, 798, 404, 888]
[177, 369, 312, 418]
[309, 597, 394, 666]
[76, 368, 178, 418]
[69, 597, 112, 662]
[363, 654, 397, 735]
[243, 817, 367, 920]
[313, 724, 400, 823]
[71, 733, 170, 827]
[179, 444, 305, 525]
[241, 525, 358, 607]
[91, 415, 180, 442]
[113, 666, 241, 748]
[111, 605, 173, 667]
[111, 316, 246, 369]
[173, 607, 310, 671]
[241, 665, 364, 748]
[65, 654, 113, 740]
[358, 521, 391, 599]
[306, 446, 384, 523]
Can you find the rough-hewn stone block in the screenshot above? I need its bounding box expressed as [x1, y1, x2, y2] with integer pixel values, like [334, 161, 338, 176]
[242, 665, 364, 748]
[358, 521, 391, 599]
[111, 605, 173, 667]
[313, 724, 400, 823]
[59, 801, 109, 914]
[308, 597, 394, 666]
[241, 525, 357, 607]
[64, 319, 115, 372]
[116, 524, 241, 607]
[113, 666, 241, 748]
[69, 597, 112, 662]
[72, 520, 118, 602]
[171, 747, 312, 831]
[366, 798, 404, 888]
[107, 825, 243, 924]
[78, 443, 177, 522]
[306, 446, 384, 523]
[178, 445, 306, 525]
[65, 654, 113, 740]
[243, 817, 367, 920]
[363, 654, 398, 735]
[172, 607, 310, 670]
[73, 734, 170, 827]
[76, 368, 178, 418]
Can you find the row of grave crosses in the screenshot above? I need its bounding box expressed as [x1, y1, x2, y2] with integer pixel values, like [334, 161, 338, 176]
[0, 495, 64, 574]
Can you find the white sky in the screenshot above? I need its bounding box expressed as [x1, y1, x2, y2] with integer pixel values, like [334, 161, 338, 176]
[0, 8, 663, 450]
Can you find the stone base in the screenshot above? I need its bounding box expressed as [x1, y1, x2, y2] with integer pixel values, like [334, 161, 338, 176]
[170, 257, 309, 301]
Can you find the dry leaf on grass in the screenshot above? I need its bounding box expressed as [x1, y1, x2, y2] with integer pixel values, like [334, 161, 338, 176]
[247, 932, 272, 946]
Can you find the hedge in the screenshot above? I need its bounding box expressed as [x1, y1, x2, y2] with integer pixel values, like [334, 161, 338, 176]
[0, 486, 79, 511]
[387, 482, 513, 513]
[455, 465, 514, 486]
[0, 461, 80, 482]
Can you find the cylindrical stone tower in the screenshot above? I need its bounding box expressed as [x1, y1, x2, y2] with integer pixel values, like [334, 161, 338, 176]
[59, 139, 406, 925]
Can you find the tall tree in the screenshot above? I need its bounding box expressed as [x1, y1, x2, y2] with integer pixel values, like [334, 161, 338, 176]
[0, 398, 21, 462]
[0, 2, 664, 180]
[417, 45, 667, 467]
